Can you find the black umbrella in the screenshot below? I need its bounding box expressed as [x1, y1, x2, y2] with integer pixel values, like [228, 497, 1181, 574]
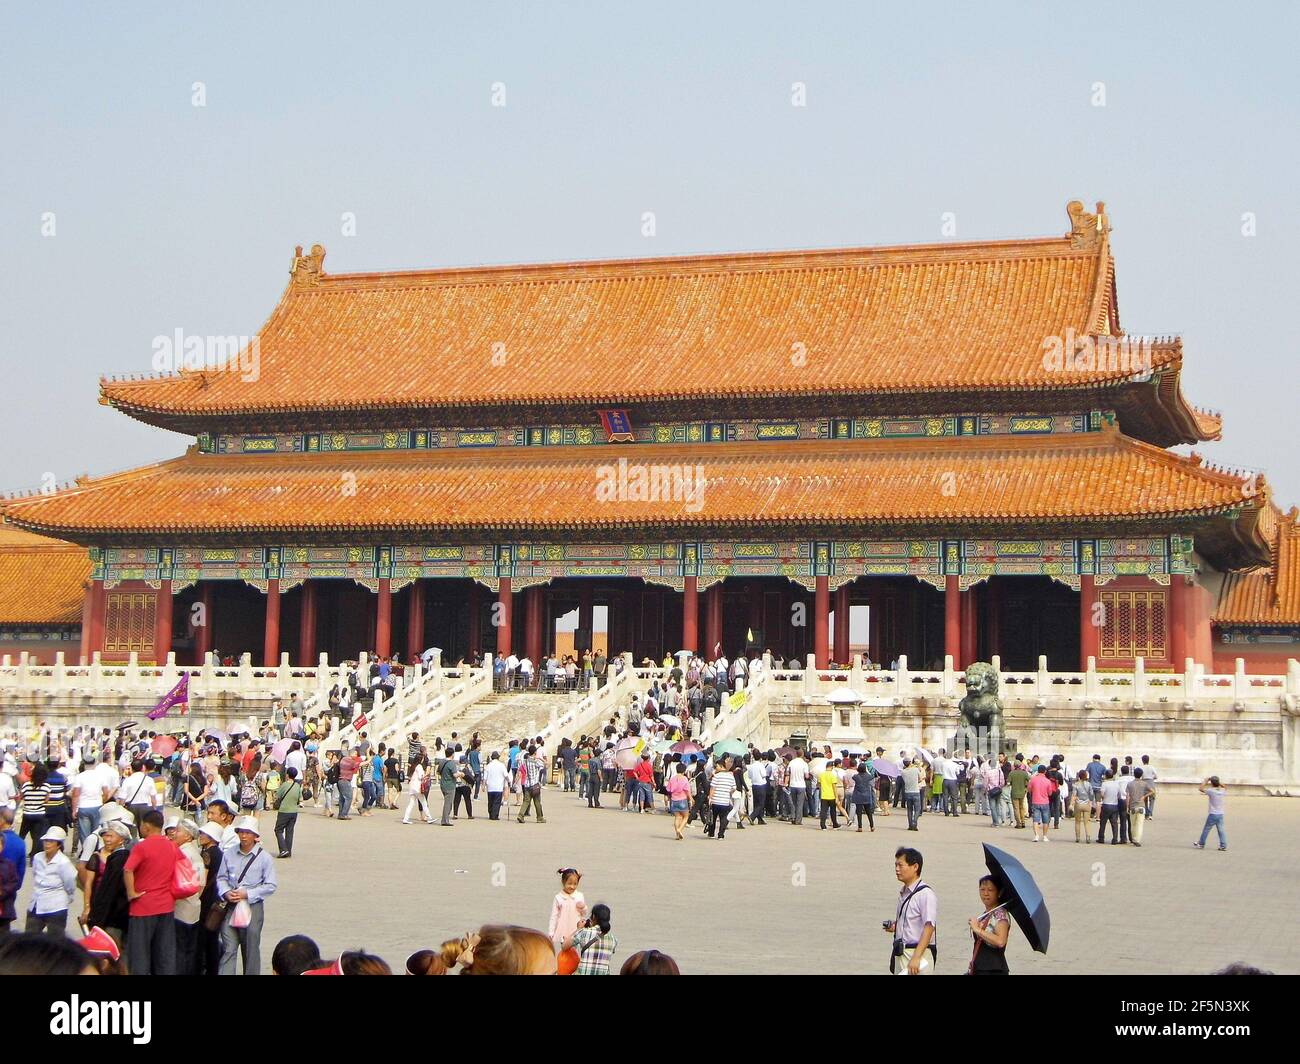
[115, 720, 139, 732]
[982, 843, 1050, 953]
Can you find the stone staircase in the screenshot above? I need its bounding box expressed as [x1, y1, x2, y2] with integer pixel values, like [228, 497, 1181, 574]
[433, 690, 577, 751]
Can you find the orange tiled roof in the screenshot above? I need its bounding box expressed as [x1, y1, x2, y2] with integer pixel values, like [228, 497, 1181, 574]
[0, 426, 1265, 544]
[1216, 506, 1300, 625]
[0, 527, 89, 625]
[99, 203, 1208, 437]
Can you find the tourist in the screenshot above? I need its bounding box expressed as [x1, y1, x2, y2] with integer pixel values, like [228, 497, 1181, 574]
[1027, 765, 1054, 842]
[515, 745, 546, 824]
[453, 747, 475, 819]
[0, 933, 100, 975]
[217, 816, 278, 975]
[665, 762, 691, 840]
[438, 748, 463, 826]
[818, 757, 841, 829]
[901, 758, 922, 831]
[123, 809, 179, 974]
[18, 762, 50, 859]
[440, 925, 557, 975]
[1140, 755, 1157, 818]
[70, 752, 113, 847]
[482, 752, 509, 820]
[1193, 776, 1228, 851]
[26, 826, 76, 936]
[321, 750, 340, 817]
[172, 817, 205, 974]
[884, 847, 936, 975]
[939, 749, 961, 816]
[706, 755, 736, 838]
[467, 738, 483, 801]
[851, 760, 877, 832]
[271, 933, 323, 976]
[746, 753, 769, 825]
[1126, 768, 1153, 847]
[1007, 758, 1030, 829]
[787, 750, 808, 825]
[402, 754, 434, 824]
[563, 902, 617, 975]
[967, 875, 1011, 975]
[196, 822, 225, 974]
[619, 949, 680, 975]
[1086, 754, 1106, 820]
[77, 820, 130, 946]
[336, 747, 360, 820]
[1097, 770, 1122, 843]
[1071, 771, 1092, 843]
[272, 766, 303, 858]
[547, 868, 587, 951]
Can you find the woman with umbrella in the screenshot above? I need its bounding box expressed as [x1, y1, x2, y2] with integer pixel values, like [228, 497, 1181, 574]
[967, 875, 1012, 975]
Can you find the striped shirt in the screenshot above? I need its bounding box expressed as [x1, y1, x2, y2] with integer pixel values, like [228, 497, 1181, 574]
[20, 782, 49, 815]
[572, 927, 618, 975]
[520, 756, 546, 789]
[708, 771, 736, 806]
[44, 773, 68, 809]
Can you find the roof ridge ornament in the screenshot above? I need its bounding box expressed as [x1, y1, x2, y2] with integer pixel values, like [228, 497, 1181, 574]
[290, 243, 326, 287]
[1066, 200, 1109, 250]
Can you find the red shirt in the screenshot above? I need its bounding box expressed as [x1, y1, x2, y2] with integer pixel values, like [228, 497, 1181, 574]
[632, 760, 654, 784]
[339, 756, 360, 782]
[1026, 773, 1054, 805]
[123, 834, 178, 917]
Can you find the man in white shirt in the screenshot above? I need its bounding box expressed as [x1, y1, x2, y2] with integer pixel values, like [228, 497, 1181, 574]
[482, 752, 509, 820]
[285, 741, 307, 781]
[787, 754, 808, 825]
[0, 765, 15, 813]
[71, 754, 115, 845]
[939, 750, 961, 817]
[746, 756, 769, 825]
[506, 653, 520, 689]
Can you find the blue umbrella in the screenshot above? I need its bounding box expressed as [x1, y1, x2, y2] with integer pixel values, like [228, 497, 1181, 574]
[981, 843, 1050, 953]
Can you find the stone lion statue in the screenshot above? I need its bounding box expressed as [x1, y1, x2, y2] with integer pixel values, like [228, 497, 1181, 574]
[957, 661, 1004, 754]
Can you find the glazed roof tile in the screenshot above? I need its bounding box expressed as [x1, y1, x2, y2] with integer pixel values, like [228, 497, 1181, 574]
[0, 528, 89, 625]
[0, 427, 1262, 540]
[1216, 506, 1300, 625]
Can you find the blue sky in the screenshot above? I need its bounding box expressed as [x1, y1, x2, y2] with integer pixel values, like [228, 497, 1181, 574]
[1, 1, 1296, 502]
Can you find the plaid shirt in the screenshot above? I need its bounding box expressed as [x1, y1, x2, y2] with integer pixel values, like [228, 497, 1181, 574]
[572, 927, 618, 975]
[774, 762, 790, 787]
[520, 756, 546, 789]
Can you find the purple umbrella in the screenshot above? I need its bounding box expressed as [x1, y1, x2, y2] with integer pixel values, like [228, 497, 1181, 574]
[203, 730, 230, 746]
[270, 738, 293, 764]
[870, 758, 901, 779]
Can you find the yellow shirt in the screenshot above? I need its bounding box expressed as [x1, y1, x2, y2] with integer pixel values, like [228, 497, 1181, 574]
[819, 769, 838, 800]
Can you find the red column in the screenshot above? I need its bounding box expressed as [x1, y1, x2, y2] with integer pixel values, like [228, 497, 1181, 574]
[495, 578, 513, 655]
[525, 585, 544, 665]
[960, 586, 977, 667]
[193, 583, 213, 664]
[1169, 575, 1188, 668]
[298, 580, 318, 666]
[405, 580, 425, 664]
[944, 575, 961, 668]
[263, 578, 281, 667]
[578, 583, 594, 654]
[79, 582, 95, 664]
[814, 575, 830, 669]
[834, 583, 851, 664]
[703, 583, 720, 658]
[682, 576, 699, 653]
[88, 579, 106, 659]
[467, 582, 481, 657]
[154, 580, 173, 663]
[1079, 575, 1098, 669]
[375, 578, 392, 659]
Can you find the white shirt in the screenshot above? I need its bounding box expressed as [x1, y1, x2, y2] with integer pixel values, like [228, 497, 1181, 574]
[286, 750, 307, 778]
[1100, 778, 1121, 804]
[116, 771, 156, 807]
[940, 759, 961, 781]
[0, 771, 15, 810]
[1116, 774, 1133, 798]
[483, 760, 509, 793]
[72, 768, 108, 810]
[788, 758, 808, 788]
[747, 761, 768, 786]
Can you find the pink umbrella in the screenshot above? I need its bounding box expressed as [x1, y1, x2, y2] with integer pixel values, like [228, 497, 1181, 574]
[270, 738, 293, 764]
[614, 736, 641, 771]
[670, 740, 703, 756]
[150, 735, 178, 757]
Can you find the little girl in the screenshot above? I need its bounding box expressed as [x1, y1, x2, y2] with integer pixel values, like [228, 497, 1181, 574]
[548, 868, 587, 951]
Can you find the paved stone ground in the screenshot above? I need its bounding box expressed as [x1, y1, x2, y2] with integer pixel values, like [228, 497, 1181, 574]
[16, 789, 1300, 973]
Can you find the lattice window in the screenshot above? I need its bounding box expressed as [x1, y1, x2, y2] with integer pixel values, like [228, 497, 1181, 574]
[1099, 589, 1167, 660]
[105, 592, 157, 656]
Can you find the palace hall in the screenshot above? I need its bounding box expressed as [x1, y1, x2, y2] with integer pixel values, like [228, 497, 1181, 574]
[4, 201, 1298, 673]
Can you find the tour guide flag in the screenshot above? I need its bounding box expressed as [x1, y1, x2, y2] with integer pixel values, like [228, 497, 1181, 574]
[148, 673, 189, 720]
[599, 409, 634, 442]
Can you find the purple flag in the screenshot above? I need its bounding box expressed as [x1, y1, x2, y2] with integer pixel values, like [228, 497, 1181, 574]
[148, 673, 189, 721]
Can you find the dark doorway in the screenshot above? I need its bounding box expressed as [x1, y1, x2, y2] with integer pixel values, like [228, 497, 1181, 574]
[993, 577, 1080, 671]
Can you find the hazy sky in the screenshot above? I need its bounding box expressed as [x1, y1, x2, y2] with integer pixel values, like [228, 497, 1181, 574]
[1, 2, 1296, 503]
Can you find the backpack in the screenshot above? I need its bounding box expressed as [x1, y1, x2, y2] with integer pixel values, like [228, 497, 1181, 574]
[239, 777, 259, 808]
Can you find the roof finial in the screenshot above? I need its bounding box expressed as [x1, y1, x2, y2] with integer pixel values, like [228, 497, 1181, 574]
[290, 243, 326, 287]
[1066, 200, 1109, 249]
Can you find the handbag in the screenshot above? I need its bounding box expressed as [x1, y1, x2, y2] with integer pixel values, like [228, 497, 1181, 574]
[172, 850, 203, 899]
[988, 786, 1003, 800]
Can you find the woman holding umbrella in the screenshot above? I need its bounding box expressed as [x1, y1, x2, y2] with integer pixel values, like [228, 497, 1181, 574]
[967, 875, 1012, 975]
